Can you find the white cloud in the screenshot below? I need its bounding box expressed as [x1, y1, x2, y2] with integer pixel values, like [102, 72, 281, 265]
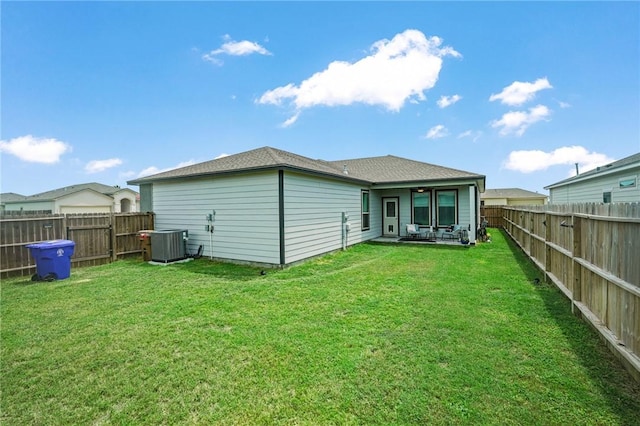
[425, 124, 448, 139]
[558, 100, 571, 108]
[257, 29, 461, 127]
[503, 146, 614, 175]
[214, 153, 230, 159]
[137, 160, 197, 178]
[489, 78, 552, 106]
[458, 130, 482, 142]
[202, 35, 271, 65]
[85, 158, 123, 174]
[491, 104, 551, 136]
[437, 94, 462, 108]
[0, 135, 71, 164]
[281, 112, 301, 128]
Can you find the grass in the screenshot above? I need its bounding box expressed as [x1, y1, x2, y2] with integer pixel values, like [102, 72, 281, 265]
[2, 229, 639, 425]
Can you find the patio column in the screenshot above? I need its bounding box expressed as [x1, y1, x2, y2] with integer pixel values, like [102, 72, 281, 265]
[469, 185, 477, 243]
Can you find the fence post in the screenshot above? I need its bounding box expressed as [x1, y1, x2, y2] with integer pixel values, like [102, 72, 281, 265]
[572, 215, 582, 315]
[110, 213, 117, 262]
[544, 211, 551, 284]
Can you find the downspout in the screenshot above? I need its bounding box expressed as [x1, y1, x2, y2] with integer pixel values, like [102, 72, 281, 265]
[278, 170, 285, 266]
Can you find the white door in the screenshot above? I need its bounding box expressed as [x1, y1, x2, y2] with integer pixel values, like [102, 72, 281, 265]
[382, 198, 399, 236]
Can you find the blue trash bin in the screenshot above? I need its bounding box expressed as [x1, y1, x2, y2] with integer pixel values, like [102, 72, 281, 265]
[26, 240, 76, 281]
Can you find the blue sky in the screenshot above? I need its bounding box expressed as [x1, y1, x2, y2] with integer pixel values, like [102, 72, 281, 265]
[2, 2, 639, 196]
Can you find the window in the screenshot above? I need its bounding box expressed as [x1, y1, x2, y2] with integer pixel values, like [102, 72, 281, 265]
[603, 191, 612, 203]
[436, 190, 457, 227]
[412, 191, 430, 225]
[361, 190, 370, 230]
[619, 177, 637, 189]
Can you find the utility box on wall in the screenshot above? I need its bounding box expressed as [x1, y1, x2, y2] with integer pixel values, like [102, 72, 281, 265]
[150, 230, 188, 263]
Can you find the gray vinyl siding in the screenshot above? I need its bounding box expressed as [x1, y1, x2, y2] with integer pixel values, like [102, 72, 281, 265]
[549, 169, 640, 204]
[152, 171, 281, 264]
[283, 172, 369, 264]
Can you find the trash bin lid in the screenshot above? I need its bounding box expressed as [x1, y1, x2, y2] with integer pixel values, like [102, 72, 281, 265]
[26, 239, 75, 249]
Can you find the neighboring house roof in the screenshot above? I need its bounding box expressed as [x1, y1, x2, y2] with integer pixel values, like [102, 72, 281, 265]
[545, 152, 640, 189]
[481, 188, 547, 199]
[0, 192, 27, 203]
[2, 183, 138, 204]
[27, 182, 135, 200]
[128, 146, 486, 190]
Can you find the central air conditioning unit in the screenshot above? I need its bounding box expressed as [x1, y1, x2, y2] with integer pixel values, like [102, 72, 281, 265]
[150, 229, 188, 263]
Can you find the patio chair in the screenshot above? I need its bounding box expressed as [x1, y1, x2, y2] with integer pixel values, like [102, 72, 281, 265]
[441, 224, 463, 241]
[406, 224, 423, 239]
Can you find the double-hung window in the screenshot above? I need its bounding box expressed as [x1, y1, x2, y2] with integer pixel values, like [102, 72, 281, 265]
[436, 190, 457, 227]
[412, 191, 430, 226]
[361, 190, 370, 230]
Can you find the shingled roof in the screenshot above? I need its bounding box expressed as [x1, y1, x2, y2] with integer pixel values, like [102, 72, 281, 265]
[129, 147, 363, 184]
[329, 155, 484, 184]
[128, 146, 485, 189]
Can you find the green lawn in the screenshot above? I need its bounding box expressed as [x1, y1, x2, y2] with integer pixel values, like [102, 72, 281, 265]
[2, 230, 639, 425]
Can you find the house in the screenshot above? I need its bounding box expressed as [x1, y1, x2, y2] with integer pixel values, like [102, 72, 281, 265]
[128, 146, 486, 267]
[544, 152, 640, 204]
[1, 183, 139, 214]
[0, 192, 27, 213]
[481, 188, 547, 206]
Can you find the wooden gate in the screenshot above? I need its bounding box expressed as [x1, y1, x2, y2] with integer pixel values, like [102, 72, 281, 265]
[65, 214, 113, 268]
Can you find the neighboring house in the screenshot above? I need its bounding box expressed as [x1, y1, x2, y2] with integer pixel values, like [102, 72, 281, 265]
[481, 188, 548, 206]
[545, 152, 640, 204]
[128, 146, 486, 267]
[0, 192, 27, 213]
[1, 183, 139, 214]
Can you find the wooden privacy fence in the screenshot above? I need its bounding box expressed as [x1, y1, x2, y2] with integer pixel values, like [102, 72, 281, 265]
[480, 205, 504, 228]
[500, 203, 640, 382]
[0, 212, 154, 278]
